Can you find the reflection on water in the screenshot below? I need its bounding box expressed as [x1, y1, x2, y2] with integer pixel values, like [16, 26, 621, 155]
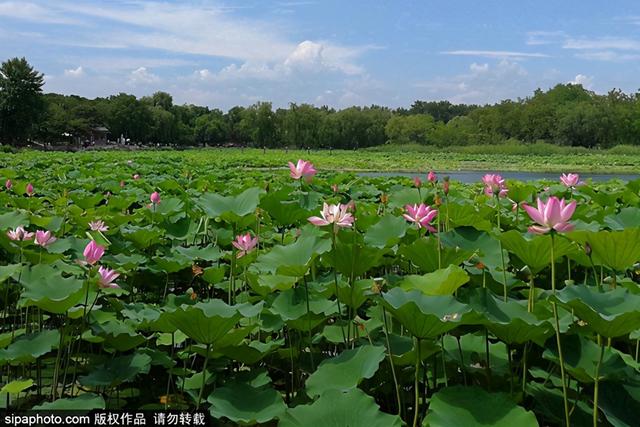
[358, 170, 640, 183]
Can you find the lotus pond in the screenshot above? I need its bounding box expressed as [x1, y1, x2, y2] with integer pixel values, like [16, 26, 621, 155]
[1, 152, 640, 427]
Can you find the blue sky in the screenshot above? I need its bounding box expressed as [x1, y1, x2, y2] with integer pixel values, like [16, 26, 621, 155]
[1, 0, 640, 110]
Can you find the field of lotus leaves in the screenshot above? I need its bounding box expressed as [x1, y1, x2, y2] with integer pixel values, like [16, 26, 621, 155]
[1, 151, 640, 426]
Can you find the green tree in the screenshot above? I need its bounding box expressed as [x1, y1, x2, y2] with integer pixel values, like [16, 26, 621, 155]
[0, 57, 45, 145]
[385, 114, 436, 145]
[194, 110, 227, 146]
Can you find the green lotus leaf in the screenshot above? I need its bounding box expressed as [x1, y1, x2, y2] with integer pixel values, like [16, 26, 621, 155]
[305, 345, 386, 397]
[441, 227, 505, 270]
[399, 265, 469, 295]
[120, 224, 163, 249]
[568, 228, 640, 272]
[0, 329, 60, 366]
[329, 243, 387, 278]
[218, 339, 284, 364]
[279, 388, 403, 427]
[604, 207, 640, 230]
[17, 264, 85, 314]
[551, 286, 640, 337]
[363, 214, 409, 248]
[173, 245, 222, 262]
[598, 382, 640, 427]
[33, 393, 105, 410]
[336, 278, 374, 309]
[0, 378, 33, 394]
[208, 381, 286, 425]
[198, 187, 261, 221]
[253, 235, 331, 277]
[0, 264, 20, 283]
[469, 289, 554, 345]
[260, 187, 312, 226]
[543, 334, 630, 383]
[424, 386, 538, 427]
[399, 236, 472, 273]
[382, 288, 478, 339]
[166, 299, 261, 345]
[79, 352, 152, 387]
[499, 231, 577, 274]
[0, 211, 29, 229]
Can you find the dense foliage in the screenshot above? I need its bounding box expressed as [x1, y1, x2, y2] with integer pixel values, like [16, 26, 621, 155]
[3, 57, 640, 149]
[1, 150, 640, 426]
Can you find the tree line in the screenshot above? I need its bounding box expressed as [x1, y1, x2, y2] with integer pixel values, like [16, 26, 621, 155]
[2, 56, 640, 149]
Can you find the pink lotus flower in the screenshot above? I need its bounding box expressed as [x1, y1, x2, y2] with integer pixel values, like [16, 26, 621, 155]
[83, 240, 105, 265]
[88, 220, 109, 232]
[133, 174, 140, 180]
[7, 226, 34, 241]
[5, 179, 12, 190]
[25, 183, 34, 197]
[120, 180, 126, 188]
[150, 192, 161, 205]
[331, 184, 339, 193]
[427, 171, 437, 183]
[308, 203, 355, 230]
[413, 176, 422, 188]
[522, 196, 576, 235]
[288, 159, 317, 181]
[98, 266, 120, 289]
[403, 203, 438, 232]
[482, 174, 508, 198]
[34, 230, 56, 247]
[232, 232, 259, 258]
[560, 173, 584, 189]
[443, 179, 450, 195]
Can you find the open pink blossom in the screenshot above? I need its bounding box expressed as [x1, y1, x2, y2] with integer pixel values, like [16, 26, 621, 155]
[133, 174, 140, 180]
[403, 203, 438, 232]
[150, 192, 161, 205]
[98, 266, 120, 289]
[482, 174, 508, 198]
[34, 230, 56, 247]
[288, 159, 317, 181]
[427, 171, 437, 183]
[232, 233, 258, 258]
[7, 226, 34, 241]
[25, 183, 34, 196]
[83, 240, 105, 265]
[413, 176, 422, 188]
[88, 220, 109, 232]
[5, 179, 12, 190]
[522, 196, 576, 235]
[308, 203, 354, 230]
[560, 173, 584, 188]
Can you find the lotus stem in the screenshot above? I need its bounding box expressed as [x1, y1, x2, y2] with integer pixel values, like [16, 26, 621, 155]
[413, 337, 421, 427]
[593, 335, 604, 427]
[302, 275, 315, 371]
[330, 232, 347, 346]
[496, 195, 508, 301]
[382, 307, 402, 416]
[196, 343, 211, 410]
[552, 302, 571, 427]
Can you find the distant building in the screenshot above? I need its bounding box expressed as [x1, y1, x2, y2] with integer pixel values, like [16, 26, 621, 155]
[89, 126, 110, 145]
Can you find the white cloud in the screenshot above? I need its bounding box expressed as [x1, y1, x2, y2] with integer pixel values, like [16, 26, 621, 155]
[0, 1, 79, 24]
[414, 60, 536, 104]
[129, 67, 160, 85]
[569, 74, 594, 89]
[563, 37, 640, 51]
[526, 31, 566, 46]
[63, 66, 84, 77]
[441, 50, 549, 59]
[469, 63, 489, 73]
